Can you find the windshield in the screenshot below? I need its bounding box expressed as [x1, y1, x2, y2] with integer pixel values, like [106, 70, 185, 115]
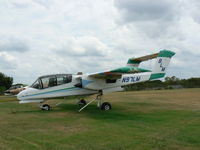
[31, 79, 42, 89]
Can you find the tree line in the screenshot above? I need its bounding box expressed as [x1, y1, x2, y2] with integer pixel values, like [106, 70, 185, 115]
[124, 76, 200, 91]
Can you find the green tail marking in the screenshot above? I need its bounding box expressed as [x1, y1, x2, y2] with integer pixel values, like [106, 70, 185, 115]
[150, 73, 165, 80]
[158, 50, 175, 58]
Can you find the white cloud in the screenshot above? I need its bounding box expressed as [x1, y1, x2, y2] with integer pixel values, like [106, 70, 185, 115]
[0, 36, 30, 52]
[115, 0, 180, 22]
[53, 36, 110, 57]
[0, 0, 200, 84]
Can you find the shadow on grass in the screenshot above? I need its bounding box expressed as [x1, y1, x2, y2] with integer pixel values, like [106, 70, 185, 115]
[57, 103, 172, 124]
[13, 102, 189, 126]
[14, 103, 138, 120]
[13, 102, 79, 114]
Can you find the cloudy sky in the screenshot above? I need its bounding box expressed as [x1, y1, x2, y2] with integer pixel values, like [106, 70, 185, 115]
[0, 0, 200, 84]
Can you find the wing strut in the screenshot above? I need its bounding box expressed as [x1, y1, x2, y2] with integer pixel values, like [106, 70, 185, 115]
[79, 91, 103, 112]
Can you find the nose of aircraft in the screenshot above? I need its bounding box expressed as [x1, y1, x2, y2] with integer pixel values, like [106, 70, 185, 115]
[17, 90, 24, 101]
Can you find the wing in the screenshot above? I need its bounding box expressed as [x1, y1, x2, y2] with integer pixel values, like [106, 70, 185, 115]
[88, 66, 151, 79]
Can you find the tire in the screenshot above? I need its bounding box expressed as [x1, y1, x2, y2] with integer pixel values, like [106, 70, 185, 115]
[78, 99, 86, 106]
[101, 102, 112, 111]
[42, 104, 51, 111]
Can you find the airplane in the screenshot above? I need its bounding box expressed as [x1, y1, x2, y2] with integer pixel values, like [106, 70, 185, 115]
[4, 84, 26, 96]
[17, 50, 175, 111]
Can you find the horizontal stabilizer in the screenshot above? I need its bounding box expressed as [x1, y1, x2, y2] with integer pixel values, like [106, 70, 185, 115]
[127, 53, 158, 67]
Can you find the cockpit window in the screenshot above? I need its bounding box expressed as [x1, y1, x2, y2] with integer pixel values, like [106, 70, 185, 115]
[31, 80, 42, 89]
[65, 74, 72, 83]
[41, 76, 57, 89]
[41, 77, 49, 88]
[57, 74, 72, 85]
[57, 76, 64, 85]
[49, 76, 57, 87]
[31, 74, 72, 89]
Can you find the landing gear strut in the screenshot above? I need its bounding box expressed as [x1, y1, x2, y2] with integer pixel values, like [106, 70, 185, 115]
[96, 91, 112, 111]
[78, 90, 112, 112]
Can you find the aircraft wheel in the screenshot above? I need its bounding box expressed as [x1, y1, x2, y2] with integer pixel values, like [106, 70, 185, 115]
[42, 104, 51, 111]
[78, 99, 86, 107]
[101, 102, 112, 111]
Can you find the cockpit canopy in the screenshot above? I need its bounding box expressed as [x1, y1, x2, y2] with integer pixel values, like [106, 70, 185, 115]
[8, 84, 24, 90]
[31, 74, 72, 89]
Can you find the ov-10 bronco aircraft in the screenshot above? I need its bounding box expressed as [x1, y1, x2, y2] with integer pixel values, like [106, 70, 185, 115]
[17, 50, 175, 111]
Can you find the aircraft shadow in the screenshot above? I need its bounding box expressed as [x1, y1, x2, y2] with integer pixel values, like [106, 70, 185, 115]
[58, 103, 148, 122]
[13, 103, 152, 123]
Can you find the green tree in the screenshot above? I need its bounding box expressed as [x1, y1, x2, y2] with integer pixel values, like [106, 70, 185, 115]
[0, 72, 13, 93]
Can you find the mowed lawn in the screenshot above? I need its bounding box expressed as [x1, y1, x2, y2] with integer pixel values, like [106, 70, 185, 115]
[0, 89, 200, 150]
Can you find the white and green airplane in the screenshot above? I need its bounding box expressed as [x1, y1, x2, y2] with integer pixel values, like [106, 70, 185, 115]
[17, 50, 175, 111]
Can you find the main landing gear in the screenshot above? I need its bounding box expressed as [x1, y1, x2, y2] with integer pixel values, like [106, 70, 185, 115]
[40, 104, 51, 111]
[101, 102, 112, 110]
[77, 99, 87, 107]
[78, 90, 112, 112]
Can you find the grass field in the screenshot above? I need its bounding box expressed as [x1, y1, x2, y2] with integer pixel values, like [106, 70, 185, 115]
[0, 88, 200, 150]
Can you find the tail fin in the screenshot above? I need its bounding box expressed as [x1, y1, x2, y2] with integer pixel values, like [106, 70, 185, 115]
[126, 50, 175, 80]
[150, 50, 175, 80]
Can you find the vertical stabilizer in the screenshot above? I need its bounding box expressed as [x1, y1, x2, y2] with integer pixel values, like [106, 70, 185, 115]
[150, 50, 175, 80]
